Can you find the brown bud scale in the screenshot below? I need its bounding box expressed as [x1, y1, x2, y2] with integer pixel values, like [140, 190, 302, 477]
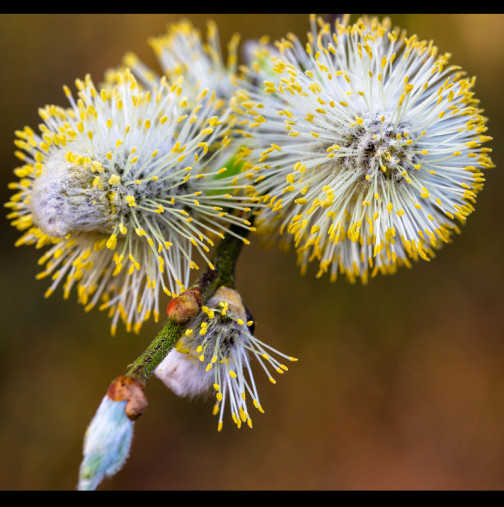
[107, 375, 148, 420]
[166, 288, 202, 323]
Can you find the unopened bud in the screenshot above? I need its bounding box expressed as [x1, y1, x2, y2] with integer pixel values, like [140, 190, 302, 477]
[77, 396, 134, 490]
[166, 288, 202, 323]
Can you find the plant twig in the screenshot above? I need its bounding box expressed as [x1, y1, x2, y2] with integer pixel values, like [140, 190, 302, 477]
[124, 221, 249, 387]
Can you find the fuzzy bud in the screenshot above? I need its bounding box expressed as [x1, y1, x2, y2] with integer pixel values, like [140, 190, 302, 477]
[30, 151, 115, 238]
[77, 395, 135, 490]
[156, 286, 297, 431]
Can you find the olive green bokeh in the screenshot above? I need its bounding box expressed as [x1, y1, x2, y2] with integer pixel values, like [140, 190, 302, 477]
[1, 14, 503, 490]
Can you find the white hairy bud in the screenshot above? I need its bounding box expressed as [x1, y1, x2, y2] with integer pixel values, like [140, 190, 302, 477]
[30, 152, 114, 238]
[78, 396, 134, 491]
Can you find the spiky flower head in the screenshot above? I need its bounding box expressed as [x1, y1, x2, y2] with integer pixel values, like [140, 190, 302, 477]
[120, 18, 241, 104]
[6, 70, 254, 334]
[155, 286, 297, 431]
[235, 14, 494, 283]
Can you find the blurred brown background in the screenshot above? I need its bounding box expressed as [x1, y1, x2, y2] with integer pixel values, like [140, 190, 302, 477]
[0, 14, 503, 491]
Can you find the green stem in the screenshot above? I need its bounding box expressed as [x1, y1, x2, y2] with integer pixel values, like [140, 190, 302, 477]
[125, 221, 249, 385]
